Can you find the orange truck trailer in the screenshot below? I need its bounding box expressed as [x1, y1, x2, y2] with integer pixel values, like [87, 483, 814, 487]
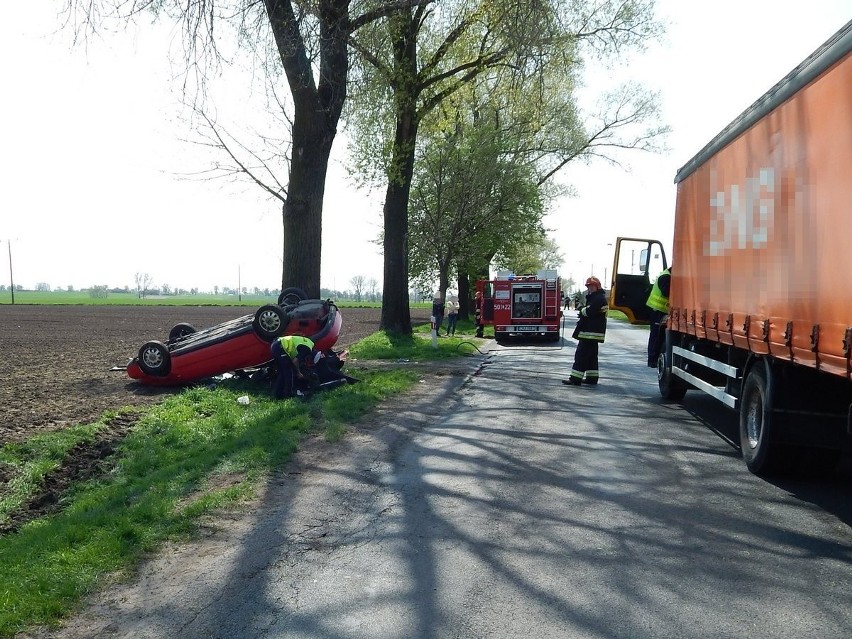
[477, 271, 563, 343]
[611, 20, 852, 475]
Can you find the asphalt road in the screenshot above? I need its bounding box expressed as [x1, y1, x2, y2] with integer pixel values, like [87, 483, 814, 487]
[41, 317, 852, 639]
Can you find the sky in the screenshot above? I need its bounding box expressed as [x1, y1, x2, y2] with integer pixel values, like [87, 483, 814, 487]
[1, 1, 850, 294]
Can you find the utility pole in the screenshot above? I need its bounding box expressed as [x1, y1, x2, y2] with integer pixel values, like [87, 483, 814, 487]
[7, 240, 15, 305]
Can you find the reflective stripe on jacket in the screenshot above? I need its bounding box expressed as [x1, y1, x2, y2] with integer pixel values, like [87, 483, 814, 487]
[573, 289, 608, 343]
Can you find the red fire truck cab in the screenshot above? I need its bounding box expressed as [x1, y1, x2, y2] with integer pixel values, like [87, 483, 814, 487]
[477, 271, 563, 343]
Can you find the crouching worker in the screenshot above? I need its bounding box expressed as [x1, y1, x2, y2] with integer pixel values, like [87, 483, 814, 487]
[271, 335, 315, 399]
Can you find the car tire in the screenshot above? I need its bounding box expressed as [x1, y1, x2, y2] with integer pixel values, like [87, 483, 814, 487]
[253, 304, 287, 342]
[137, 341, 171, 377]
[278, 287, 308, 306]
[168, 322, 196, 344]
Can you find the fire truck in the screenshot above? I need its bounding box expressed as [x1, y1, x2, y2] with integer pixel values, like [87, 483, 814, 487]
[477, 270, 563, 342]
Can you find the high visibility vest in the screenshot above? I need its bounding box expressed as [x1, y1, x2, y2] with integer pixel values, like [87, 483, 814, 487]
[278, 335, 315, 359]
[646, 269, 670, 313]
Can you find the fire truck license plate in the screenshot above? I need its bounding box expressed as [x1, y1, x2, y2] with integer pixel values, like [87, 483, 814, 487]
[516, 326, 538, 331]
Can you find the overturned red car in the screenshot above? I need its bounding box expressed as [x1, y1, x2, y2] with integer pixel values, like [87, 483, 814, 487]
[126, 288, 342, 386]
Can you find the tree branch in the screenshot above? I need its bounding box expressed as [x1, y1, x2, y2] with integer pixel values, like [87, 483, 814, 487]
[349, 0, 435, 33]
[418, 14, 472, 80]
[193, 110, 289, 202]
[264, 0, 317, 111]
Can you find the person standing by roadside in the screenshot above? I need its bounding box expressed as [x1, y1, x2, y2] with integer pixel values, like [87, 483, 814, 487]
[645, 267, 672, 367]
[563, 276, 608, 386]
[431, 292, 445, 337]
[571, 290, 583, 311]
[271, 335, 315, 398]
[445, 295, 459, 336]
[474, 290, 484, 338]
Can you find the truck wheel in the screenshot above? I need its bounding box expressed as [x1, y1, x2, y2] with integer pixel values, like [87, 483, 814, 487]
[739, 361, 789, 475]
[138, 341, 171, 377]
[657, 352, 687, 400]
[277, 287, 307, 306]
[253, 304, 287, 342]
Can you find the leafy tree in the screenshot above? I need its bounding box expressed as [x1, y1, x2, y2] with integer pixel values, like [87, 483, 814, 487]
[496, 236, 565, 276]
[62, 0, 433, 298]
[409, 52, 656, 314]
[408, 104, 546, 304]
[347, 1, 556, 332]
[346, 0, 666, 334]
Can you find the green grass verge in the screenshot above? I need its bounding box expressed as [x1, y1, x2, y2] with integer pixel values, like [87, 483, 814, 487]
[607, 309, 630, 322]
[0, 330, 482, 637]
[354, 321, 489, 359]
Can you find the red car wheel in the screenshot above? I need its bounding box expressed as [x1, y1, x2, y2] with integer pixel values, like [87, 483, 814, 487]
[253, 305, 287, 341]
[168, 322, 196, 344]
[138, 341, 171, 376]
[278, 287, 307, 306]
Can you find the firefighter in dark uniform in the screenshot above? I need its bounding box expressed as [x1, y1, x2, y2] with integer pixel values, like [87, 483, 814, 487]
[474, 290, 484, 338]
[563, 276, 608, 386]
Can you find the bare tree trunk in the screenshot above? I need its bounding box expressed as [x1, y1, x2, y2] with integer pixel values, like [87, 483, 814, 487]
[379, 14, 419, 335]
[380, 140, 415, 333]
[268, 0, 347, 299]
[458, 259, 491, 318]
[457, 273, 471, 319]
[280, 113, 333, 298]
[437, 270, 449, 303]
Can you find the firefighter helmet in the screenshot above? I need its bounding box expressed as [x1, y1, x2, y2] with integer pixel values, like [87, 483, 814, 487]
[585, 276, 602, 289]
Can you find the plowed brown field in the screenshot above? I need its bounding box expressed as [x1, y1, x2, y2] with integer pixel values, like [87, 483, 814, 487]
[0, 304, 432, 533]
[1, 304, 429, 446]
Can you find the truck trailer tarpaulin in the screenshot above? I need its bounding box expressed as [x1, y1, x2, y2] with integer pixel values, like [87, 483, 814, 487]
[612, 19, 852, 476]
[671, 19, 852, 378]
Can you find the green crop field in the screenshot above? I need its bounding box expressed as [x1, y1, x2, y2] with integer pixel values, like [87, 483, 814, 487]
[0, 290, 274, 306]
[0, 290, 426, 309]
